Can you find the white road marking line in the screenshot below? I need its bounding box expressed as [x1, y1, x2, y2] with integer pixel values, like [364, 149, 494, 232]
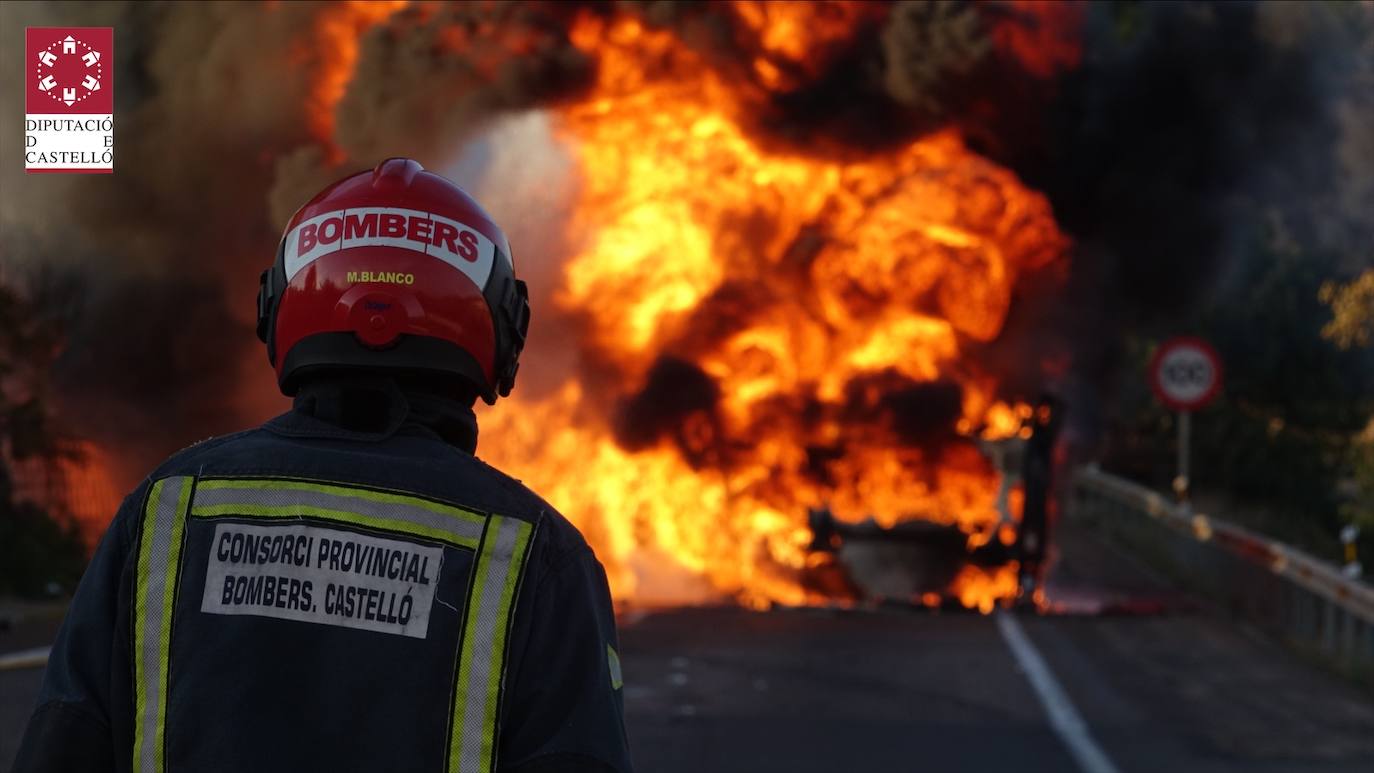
[0, 646, 51, 672]
[996, 612, 1121, 773]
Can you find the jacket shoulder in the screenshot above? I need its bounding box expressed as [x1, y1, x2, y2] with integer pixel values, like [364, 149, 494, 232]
[467, 455, 593, 562]
[144, 428, 263, 480]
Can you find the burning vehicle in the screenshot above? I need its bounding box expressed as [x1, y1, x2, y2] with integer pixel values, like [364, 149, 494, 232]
[804, 393, 1063, 612]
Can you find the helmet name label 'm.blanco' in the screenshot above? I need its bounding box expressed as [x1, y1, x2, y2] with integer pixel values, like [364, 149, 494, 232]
[346, 271, 415, 285]
[284, 207, 500, 290]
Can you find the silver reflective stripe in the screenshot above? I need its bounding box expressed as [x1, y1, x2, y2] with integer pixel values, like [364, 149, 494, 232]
[450, 515, 533, 773]
[193, 481, 484, 544]
[133, 476, 193, 773]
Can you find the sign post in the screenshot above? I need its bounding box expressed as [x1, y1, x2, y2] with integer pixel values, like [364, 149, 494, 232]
[1177, 409, 1190, 500]
[1149, 337, 1223, 505]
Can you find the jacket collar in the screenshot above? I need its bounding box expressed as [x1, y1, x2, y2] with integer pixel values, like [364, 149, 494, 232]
[264, 375, 479, 454]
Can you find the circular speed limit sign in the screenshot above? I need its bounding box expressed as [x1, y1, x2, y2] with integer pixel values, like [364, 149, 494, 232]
[1150, 337, 1223, 411]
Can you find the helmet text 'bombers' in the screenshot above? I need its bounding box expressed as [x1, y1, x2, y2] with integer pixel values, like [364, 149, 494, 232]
[256, 158, 530, 404]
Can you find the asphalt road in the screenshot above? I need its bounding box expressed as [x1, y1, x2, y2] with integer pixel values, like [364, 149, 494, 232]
[4, 524, 1373, 773]
[619, 526, 1374, 773]
[0, 603, 63, 772]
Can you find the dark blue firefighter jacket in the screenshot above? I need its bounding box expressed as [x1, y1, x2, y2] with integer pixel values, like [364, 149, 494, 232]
[14, 379, 632, 773]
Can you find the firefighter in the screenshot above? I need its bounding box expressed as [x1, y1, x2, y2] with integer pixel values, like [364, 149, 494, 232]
[14, 159, 633, 773]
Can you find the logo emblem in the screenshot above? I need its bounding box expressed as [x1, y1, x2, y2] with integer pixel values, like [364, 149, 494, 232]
[35, 34, 104, 107]
[25, 27, 114, 173]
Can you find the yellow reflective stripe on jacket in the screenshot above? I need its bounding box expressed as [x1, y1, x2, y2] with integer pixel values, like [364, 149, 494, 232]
[189, 503, 479, 550]
[450, 515, 534, 773]
[132, 476, 193, 773]
[608, 645, 623, 690]
[196, 478, 487, 526]
[193, 478, 485, 548]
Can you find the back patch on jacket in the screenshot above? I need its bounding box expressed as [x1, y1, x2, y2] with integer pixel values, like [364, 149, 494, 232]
[130, 475, 536, 773]
[199, 522, 444, 638]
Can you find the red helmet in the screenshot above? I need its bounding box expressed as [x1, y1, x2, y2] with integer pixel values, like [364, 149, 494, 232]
[256, 158, 530, 404]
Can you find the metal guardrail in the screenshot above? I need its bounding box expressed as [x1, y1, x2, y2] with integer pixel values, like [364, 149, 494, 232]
[1071, 465, 1374, 684]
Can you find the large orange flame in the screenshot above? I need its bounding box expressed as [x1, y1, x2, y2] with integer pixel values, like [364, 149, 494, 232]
[288, 0, 406, 157]
[478, 12, 1069, 611]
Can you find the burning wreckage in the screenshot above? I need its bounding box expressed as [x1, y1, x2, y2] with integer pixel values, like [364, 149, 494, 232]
[804, 395, 1064, 612]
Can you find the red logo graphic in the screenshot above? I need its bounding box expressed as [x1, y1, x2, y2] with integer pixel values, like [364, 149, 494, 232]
[26, 27, 113, 115]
